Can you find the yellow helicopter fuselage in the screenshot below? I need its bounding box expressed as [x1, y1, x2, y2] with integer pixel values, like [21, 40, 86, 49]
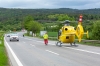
[59, 26, 76, 43]
[56, 15, 89, 47]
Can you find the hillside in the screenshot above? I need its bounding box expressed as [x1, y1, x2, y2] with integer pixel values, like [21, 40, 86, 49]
[0, 8, 100, 30]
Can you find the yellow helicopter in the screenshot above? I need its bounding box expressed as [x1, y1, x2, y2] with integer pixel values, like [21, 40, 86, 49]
[56, 14, 89, 47]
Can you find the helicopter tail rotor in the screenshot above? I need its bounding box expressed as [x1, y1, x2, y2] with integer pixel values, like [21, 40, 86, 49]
[76, 24, 84, 42]
[76, 14, 89, 42]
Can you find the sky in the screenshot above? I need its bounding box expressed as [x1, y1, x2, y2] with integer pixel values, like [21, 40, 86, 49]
[0, 0, 100, 9]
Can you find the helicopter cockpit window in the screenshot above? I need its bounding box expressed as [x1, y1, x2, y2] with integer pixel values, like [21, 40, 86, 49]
[65, 23, 70, 26]
[65, 28, 68, 31]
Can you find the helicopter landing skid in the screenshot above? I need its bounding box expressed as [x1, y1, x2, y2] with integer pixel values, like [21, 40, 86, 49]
[56, 41, 62, 47]
[56, 41, 77, 47]
[70, 42, 76, 46]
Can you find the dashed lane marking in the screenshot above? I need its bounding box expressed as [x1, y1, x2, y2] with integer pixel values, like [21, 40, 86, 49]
[22, 37, 100, 55]
[46, 50, 59, 55]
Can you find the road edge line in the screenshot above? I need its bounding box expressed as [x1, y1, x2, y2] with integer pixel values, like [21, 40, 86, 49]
[4, 37, 23, 66]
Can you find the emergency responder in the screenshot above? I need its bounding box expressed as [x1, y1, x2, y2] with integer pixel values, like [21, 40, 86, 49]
[43, 32, 48, 45]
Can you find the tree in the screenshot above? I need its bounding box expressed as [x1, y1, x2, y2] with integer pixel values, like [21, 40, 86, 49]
[28, 21, 42, 36]
[23, 15, 33, 30]
[23, 15, 34, 35]
[92, 20, 100, 40]
[48, 14, 75, 21]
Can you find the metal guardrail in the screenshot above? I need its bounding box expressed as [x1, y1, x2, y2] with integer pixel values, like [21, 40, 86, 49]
[82, 40, 100, 44]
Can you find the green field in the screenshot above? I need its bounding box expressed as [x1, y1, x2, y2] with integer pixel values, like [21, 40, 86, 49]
[48, 32, 58, 37]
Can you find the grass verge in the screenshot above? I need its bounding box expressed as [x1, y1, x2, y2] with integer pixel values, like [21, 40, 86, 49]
[76, 41, 100, 47]
[0, 32, 10, 66]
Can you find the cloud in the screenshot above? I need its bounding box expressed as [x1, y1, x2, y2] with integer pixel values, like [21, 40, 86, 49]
[0, 0, 100, 9]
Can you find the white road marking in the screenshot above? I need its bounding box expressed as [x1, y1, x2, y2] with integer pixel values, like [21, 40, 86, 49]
[21, 37, 30, 40]
[23, 42, 26, 43]
[46, 50, 59, 55]
[30, 44, 35, 47]
[64, 47, 100, 55]
[22, 37, 100, 55]
[4, 38, 23, 66]
[24, 38, 55, 45]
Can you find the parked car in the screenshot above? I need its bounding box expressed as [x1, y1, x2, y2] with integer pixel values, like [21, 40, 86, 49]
[9, 34, 19, 41]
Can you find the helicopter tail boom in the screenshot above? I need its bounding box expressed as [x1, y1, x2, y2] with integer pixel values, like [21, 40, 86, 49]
[84, 31, 89, 38]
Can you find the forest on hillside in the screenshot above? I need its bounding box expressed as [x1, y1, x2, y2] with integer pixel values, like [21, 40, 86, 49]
[0, 8, 100, 31]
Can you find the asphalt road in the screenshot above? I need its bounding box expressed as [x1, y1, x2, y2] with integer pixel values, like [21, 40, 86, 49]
[5, 32, 100, 66]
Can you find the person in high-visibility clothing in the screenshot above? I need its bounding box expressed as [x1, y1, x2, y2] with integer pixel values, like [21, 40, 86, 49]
[43, 32, 48, 45]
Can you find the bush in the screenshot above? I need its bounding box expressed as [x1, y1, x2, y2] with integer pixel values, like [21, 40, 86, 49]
[91, 21, 100, 40]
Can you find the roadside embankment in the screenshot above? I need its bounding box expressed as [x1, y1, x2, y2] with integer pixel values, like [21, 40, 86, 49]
[0, 32, 10, 66]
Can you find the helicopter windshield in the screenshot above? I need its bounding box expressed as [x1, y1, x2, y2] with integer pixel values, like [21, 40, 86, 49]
[64, 20, 70, 26]
[64, 23, 70, 26]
